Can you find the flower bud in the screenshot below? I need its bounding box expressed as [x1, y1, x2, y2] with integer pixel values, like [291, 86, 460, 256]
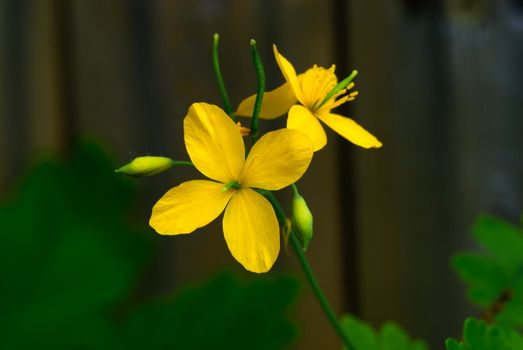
[115, 156, 174, 177]
[292, 193, 313, 251]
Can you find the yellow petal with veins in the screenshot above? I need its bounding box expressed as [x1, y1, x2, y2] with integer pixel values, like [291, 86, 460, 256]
[316, 112, 382, 149]
[236, 82, 297, 120]
[150, 180, 234, 235]
[184, 102, 245, 183]
[239, 128, 313, 190]
[223, 188, 279, 273]
[273, 45, 305, 104]
[287, 105, 327, 152]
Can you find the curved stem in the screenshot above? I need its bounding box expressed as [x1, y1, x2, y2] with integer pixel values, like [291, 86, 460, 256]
[261, 190, 354, 350]
[212, 33, 236, 121]
[249, 39, 265, 143]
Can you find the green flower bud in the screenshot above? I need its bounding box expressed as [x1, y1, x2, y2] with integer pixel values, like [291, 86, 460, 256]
[115, 156, 174, 177]
[292, 193, 313, 251]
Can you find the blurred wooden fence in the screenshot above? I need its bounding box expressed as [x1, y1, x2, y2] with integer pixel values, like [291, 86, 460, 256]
[1, 0, 523, 348]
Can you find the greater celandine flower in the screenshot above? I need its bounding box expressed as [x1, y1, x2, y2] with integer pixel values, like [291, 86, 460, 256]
[149, 102, 313, 273]
[236, 45, 382, 152]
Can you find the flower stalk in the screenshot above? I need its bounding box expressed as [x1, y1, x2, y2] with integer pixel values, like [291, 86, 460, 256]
[249, 39, 265, 143]
[261, 190, 355, 350]
[212, 33, 235, 121]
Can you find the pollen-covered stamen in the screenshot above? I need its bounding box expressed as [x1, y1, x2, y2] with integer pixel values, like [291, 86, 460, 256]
[222, 180, 241, 192]
[317, 95, 348, 114]
[316, 80, 358, 114]
[315, 70, 358, 110]
[298, 65, 337, 110]
[344, 82, 359, 102]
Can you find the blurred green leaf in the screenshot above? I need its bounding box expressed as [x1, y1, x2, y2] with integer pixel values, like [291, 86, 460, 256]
[122, 273, 298, 350]
[0, 143, 298, 350]
[497, 278, 523, 326]
[0, 144, 151, 349]
[452, 214, 523, 327]
[472, 216, 523, 273]
[452, 254, 507, 306]
[340, 315, 428, 350]
[445, 318, 523, 350]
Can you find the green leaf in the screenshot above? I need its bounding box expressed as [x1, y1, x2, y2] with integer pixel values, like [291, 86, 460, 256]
[472, 215, 523, 273]
[340, 315, 428, 350]
[497, 278, 523, 326]
[452, 214, 523, 327]
[122, 273, 298, 350]
[0, 143, 151, 349]
[452, 253, 508, 306]
[0, 143, 298, 350]
[445, 318, 523, 350]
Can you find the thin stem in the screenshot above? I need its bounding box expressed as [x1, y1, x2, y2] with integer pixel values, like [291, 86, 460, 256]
[261, 190, 355, 350]
[483, 289, 513, 324]
[171, 160, 194, 167]
[249, 39, 265, 143]
[288, 234, 353, 349]
[291, 183, 299, 197]
[316, 70, 358, 109]
[212, 33, 235, 121]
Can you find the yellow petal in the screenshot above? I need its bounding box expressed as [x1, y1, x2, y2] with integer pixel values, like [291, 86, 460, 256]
[273, 44, 304, 104]
[298, 65, 337, 109]
[184, 102, 245, 183]
[316, 112, 383, 149]
[239, 128, 313, 190]
[222, 188, 279, 273]
[150, 180, 234, 235]
[287, 105, 327, 152]
[235, 82, 297, 120]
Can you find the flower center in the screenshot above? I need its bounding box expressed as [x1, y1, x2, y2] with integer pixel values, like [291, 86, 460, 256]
[298, 65, 337, 111]
[222, 180, 241, 192]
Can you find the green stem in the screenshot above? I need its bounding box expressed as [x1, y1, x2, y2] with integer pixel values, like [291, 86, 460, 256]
[171, 160, 194, 167]
[249, 39, 265, 143]
[212, 33, 236, 121]
[261, 190, 355, 350]
[291, 183, 299, 197]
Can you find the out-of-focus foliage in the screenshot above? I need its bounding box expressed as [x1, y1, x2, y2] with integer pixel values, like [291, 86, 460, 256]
[123, 273, 298, 350]
[445, 318, 523, 350]
[0, 143, 298, 350]
[340, 315, 428, 350]
[452, 215, 523, 327]
[0, 143, 150, 349]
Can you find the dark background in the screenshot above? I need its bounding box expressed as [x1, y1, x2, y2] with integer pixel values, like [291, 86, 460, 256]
[1, 0, 523, 348]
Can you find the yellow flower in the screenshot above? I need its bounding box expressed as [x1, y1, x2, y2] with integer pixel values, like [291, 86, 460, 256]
[236, 45, 382, 152]
[149, 102, 313, 273]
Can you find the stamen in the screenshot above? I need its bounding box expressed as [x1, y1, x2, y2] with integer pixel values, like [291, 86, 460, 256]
[300, 65, 337, 109]
[236, 122, 251, 137]
[316, 70, 358, 109]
